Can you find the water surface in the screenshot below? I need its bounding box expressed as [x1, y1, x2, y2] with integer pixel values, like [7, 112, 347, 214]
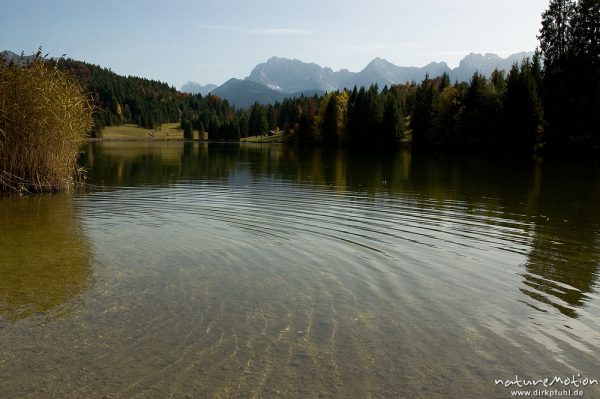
[1, 142, 600, 398]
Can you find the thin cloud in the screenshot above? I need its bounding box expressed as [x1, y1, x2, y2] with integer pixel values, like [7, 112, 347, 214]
[192, 63, 234, 69]
[200, 24, 311, 36]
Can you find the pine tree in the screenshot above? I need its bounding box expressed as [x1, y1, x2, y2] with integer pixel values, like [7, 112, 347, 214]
[321, 95, 339, 145]
[266, 106, 278, 132]
[381, 94, 404, 148]
[459, 72, 502, 149]
[569, 0, 600, 149]
[346, 87, 365, 145]
[248, 103, 268, 136]
[503, 61, 543, 154]
[411, 75, 436, 149]
[182, 118, 193, 139]
[439, 72, 451, 92]
[490, 69, 506, 95]
[198, 121, 205, 140]
[539, 0, 573, 151]
[539, 0, 600, 153]
[538, 0, 575, 67]
[433, 86, 460, 148]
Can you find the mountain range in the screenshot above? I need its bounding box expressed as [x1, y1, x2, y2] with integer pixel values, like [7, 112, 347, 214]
[180, 81, 218, 96]
[209, 79, 323, 109]
[0, 50, 38, 64]
[183, 52, 534, 108]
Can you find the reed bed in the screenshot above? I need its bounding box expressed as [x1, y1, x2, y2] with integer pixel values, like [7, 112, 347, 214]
[0, 54, 92, 193]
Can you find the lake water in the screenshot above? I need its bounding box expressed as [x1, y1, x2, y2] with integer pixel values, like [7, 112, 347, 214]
[1, 142, 600, 398]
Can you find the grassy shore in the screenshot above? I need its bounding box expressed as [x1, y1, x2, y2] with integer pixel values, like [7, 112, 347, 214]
[98, 123, 205, 140]
[97, 123, 288, 143]
[241, 131, 287, 143]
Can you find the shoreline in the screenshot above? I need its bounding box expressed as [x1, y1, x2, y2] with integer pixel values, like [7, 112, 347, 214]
[85, 137, 286, 144]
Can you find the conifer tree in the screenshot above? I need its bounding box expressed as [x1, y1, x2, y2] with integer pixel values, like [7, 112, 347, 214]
[503, 61, 543, 154]
[411, 75, 435, 149]
[321, 95, 339, 145]
[538, 0, 575, 67]
[381, 94, 404, 147]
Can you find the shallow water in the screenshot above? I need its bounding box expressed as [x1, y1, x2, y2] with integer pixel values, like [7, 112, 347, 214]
[1, 142, 600, 398]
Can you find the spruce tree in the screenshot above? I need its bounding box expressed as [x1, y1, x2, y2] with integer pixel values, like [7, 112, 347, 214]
[503, 61, 542, 154]
[569, 0, 600, 149]
[539, 0, 600, 153]
[382, 95, 404, 148]
[538, 0, 575, 67]
[321, 95, 339, 145]
[411, 75, 435, 149]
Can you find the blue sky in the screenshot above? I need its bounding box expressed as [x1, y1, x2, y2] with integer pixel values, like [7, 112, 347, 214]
[1, 0, 548, 88]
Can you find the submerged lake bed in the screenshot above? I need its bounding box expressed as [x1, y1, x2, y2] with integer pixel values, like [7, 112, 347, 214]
[1, 142, 600, 398]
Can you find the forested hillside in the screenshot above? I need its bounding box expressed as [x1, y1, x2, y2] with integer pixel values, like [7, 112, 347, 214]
[58, 60, 182, 136]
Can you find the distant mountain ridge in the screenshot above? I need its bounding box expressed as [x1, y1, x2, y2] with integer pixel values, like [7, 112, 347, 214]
[248, 56, 351, 93]
[451, 52, 536, 82]
[0, 50, 38, 65]
[247, 52, 534, 94]
[349, 57, 452, 90]
[210, 78, 323, 109]
[180, 81, 217, 95]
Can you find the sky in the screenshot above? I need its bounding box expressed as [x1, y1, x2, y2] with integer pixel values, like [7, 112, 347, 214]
[1, 0, 549, 88]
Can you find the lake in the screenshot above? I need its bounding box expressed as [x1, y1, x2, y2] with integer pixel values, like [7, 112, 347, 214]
[1, 142, 600, 398]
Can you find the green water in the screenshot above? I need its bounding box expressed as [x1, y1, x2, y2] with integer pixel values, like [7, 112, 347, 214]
[1, 142, 600, 398]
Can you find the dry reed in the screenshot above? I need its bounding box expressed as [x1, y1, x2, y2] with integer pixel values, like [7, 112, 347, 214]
[0, 53, 92, 193]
